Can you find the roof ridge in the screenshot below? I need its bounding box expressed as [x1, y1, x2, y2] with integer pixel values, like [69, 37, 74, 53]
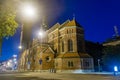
[59, 19, 70, 29]
[48, 23, 60, 32]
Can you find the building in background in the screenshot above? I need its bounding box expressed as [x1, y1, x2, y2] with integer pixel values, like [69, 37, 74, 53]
[103, 37, 120, 46]
[18, 19, 94, 72]
[103, 26, 120, 46]
[0, 55, 17, 71]
[85, 41, 103, 71]
[102, 26, 120, 71]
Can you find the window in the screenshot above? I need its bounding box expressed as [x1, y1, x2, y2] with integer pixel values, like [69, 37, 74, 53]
[71, 62, 73, 67]
[62, 41, 64, 52]
[68, 61, 71, 67]
[68, 61, 74, 67]
[68, 39, 73, 52]
[84, 61, 89, 67]
[46, 56, 51, 62]
[67, 30, 68, 34]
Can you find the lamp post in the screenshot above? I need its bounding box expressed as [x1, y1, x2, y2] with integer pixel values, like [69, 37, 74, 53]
[38, 29, 44, 43]
[19, 3, 36, 50]
[98, 59, 100, 72]
[38, 29, 44, 71]
[18, 4, 36, 71]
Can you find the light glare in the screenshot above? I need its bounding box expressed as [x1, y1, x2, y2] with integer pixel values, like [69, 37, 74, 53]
[19, 45, 22, 49]
[22, 4, 36, 18]
[39, 32, 43, 37]
[114, 66, 118, 72]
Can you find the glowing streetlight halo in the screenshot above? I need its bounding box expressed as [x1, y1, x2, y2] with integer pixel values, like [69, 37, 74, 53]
[38, 31, 43, 37]
[18, 45, 22, 49]
[22, 5, 36, 17]
[38, 29, 44, 38]
[20, 3, 37, 19]
[13, 54, 17, 58]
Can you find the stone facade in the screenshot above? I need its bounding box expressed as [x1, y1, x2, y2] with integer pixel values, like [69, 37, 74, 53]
[18, 19, 94, 72]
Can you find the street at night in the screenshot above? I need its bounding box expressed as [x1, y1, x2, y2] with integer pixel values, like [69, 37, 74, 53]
[0, 0, 120, 80]
[0, 72, 119, 80]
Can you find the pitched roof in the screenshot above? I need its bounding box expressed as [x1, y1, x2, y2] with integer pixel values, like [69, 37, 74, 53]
[40, 45, 55, 54]
[63, 19, 83, 27]
[57, 53, 92, 58]
[79, 53, 92, 58]
[48, 23, 60, 33]
[59, 19, 70, 29]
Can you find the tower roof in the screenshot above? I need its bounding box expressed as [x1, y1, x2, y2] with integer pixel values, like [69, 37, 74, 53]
[64, 19, 83, 27]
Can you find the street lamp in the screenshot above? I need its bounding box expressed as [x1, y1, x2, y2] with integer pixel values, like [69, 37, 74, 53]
[38, 28, 44, 71]
[22, 5, 36, 18]
[38, 29, 44, 38]
[38, 28, 45, 44]
[19, 4, 36, 50]
[114, 66, 118, 76]
[21, 3, 36, 19]
[18, 4, 36, 71]
[38, 31, 43, 37]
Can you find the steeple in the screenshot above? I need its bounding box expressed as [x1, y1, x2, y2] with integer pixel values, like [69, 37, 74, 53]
[40, 16, 48, 31]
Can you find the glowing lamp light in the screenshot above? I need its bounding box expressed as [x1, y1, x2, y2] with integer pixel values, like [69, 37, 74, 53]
[114, 66, 118, 72]
[38, 31, 43, 37]
[13, 54, 17, 58]
[22, 4, 36, 18]
[19, 45, 22, 49]
[7, 62, 10, 66]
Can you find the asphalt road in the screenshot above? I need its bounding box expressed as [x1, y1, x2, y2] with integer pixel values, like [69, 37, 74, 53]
[0, 72, 119, 80]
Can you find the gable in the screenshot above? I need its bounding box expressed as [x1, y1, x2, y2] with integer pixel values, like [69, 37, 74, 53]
[42, 47, 55, 54]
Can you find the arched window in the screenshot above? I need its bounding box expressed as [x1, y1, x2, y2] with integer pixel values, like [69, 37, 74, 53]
[67, 30, 68, 34]
[62, 41, 64, 52]
[68, 39, 73, 52]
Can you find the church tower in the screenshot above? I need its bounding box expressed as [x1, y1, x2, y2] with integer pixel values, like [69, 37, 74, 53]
[40, 16, 48, 31]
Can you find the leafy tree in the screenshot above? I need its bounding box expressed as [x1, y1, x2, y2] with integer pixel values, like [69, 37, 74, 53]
[0, 0, 18, 55]
[102, 45, 120, 71]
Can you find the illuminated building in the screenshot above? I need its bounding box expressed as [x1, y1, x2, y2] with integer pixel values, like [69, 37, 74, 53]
[18, 18, 94, 72]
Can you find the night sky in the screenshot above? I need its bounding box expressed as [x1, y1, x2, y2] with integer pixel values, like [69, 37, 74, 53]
[0, 0, 120, 61]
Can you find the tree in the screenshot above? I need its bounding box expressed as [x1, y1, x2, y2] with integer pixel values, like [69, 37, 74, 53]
[102, 45, 120, 71]
[0, 0, 18, 55]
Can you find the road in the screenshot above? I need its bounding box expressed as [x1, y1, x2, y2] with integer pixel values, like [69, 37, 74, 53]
[0, 72, 119, 80]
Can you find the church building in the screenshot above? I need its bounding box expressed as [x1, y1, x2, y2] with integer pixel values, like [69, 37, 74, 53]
[18, 18, 94, 72]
